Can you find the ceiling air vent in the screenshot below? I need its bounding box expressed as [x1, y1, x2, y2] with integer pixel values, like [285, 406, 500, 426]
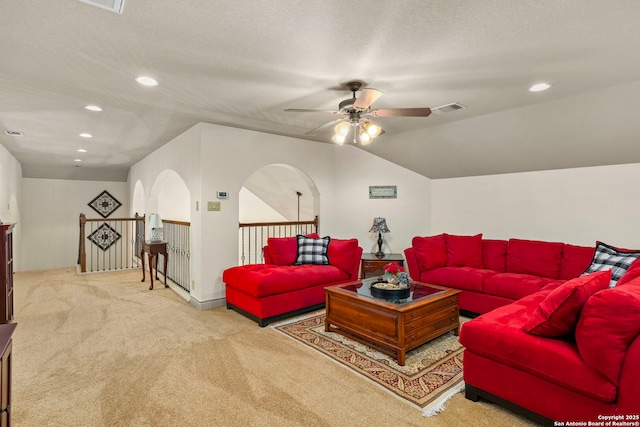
[4, 131, 23, 137]
[78, 0, 126, 14]
[432, 102, 466, 115]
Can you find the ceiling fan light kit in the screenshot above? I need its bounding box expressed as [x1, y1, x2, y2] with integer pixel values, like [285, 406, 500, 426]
[285, 81, 432, 146]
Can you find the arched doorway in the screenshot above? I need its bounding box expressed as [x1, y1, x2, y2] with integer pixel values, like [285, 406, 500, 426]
[238, 164, 320, 264]
[149, 170, 191, 298]
[240, 164, 318, 222]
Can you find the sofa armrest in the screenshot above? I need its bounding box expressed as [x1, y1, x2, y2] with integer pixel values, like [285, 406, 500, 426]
[616, 336, 640, 411]
[347, 247, 364, 280]
[404, 247, 421, 280]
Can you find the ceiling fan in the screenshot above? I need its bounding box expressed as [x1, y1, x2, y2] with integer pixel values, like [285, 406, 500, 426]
[285, 81, 431, 145]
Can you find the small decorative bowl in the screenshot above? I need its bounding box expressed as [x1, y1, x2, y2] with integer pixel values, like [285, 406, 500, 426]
[370, 280, 411, 300]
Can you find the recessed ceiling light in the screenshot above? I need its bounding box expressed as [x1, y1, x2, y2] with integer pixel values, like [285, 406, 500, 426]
[529, 83, 551, 92]
[80, 133, 93, 138]
[77, 149, 88, 153]
[74, 159, 82, 162]
[4, 130, 23, 137]
[85, 105, 103, 112]
[135, 76, 158, 86]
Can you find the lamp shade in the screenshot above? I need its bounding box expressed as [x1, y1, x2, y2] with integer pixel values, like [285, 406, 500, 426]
[365, 121, 382, 138]
[148, 214, 163, 228]
[334, 121, 350, 136]
[368, 217, 390, 233]
[148, 213, 163, 242]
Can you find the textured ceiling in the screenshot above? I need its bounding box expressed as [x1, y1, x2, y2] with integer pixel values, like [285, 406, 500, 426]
[1, 0, 640, 181]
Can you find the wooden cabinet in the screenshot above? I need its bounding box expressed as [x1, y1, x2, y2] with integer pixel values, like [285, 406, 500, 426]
[0, 323, 16, 427]
[360, 253, 404, 279]
[0, 223, 14, 324]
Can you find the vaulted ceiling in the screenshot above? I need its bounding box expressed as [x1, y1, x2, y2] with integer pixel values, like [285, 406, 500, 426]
[1, 0, 639, 181]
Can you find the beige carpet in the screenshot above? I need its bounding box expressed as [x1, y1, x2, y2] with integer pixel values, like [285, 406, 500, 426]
[274, 313, 464, 414]
[11, 267, 539, 426]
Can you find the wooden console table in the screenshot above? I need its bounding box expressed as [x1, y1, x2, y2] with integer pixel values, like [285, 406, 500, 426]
[141, 241, 168, 290]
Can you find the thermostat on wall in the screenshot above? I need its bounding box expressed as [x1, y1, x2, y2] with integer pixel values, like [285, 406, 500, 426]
[217, 191, 229, 199]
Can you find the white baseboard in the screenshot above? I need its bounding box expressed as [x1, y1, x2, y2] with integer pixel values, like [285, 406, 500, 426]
[189, 296, 226, 310]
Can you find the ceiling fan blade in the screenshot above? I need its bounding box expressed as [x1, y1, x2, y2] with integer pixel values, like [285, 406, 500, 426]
[370, 107, 432, 117]
[353, 88, 383, 110]
[285, 108, 340, 114]
[305, 118, 345, 135]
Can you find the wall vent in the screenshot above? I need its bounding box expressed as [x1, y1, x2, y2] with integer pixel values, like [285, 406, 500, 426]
[4, 131, 23, 137]
[432, 102, 466, 114]
[78, 0, 126, 14]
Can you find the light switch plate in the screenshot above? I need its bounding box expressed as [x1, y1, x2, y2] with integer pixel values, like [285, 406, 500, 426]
[207, 201, 221, 211]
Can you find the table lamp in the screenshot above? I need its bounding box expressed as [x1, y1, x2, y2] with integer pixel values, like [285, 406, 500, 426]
[369, 217, 390, 258]
[148, 213, 163, 242]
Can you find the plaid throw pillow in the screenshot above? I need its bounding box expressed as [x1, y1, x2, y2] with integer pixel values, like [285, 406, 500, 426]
[294, 235, 330, 265]
[581, 242, 640, 287]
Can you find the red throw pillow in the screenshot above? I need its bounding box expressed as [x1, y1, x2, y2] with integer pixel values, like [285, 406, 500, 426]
[575, 284, 640, 386]
[412, 234, 447, 271]
[445, 233, 483, 268]
[523, 270, 611, 337]
[267, 233, 319, 265]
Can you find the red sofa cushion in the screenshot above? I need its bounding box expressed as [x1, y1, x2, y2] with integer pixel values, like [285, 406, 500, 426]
[445, 233, 483, 268]
[421, 267, 495, 293]
[223, 264, 348, 297]
[560, 244, 595, 280]
[327, 238, 359, 275]
[412, 234, 447, 270]
[506, 238, 565, 279]
[267, 233, 319, 266]
[576, 280, 640, 387]
[460, 293, 617, 402]
[483, 273, 562, 301]
[482, 239, 507, 272]
[523, 270, 611, 337]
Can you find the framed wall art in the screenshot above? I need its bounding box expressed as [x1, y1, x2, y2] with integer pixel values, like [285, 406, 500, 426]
[88, 190, 122, 218]
[87, 223, 122, 251]
[369, 185, 397, 199]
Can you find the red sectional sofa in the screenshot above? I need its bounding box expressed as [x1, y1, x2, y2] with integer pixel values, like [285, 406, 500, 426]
[460, 269, 640, 424]
[406, 234, 640, 423]
[223, 235, 362, 326]
[404, 234, 595, 315]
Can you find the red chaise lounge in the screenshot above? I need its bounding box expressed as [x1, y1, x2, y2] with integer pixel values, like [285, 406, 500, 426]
[223, 235, 362, 326]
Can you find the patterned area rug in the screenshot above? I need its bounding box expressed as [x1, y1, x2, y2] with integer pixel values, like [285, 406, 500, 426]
[274, 312, 467, 416]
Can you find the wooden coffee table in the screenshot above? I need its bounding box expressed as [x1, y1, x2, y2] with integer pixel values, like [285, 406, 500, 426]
[325, 279, 460, 366]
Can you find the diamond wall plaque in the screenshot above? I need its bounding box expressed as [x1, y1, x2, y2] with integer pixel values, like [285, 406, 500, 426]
[88, 190, 122, 218]
[87, 223, 122, 251]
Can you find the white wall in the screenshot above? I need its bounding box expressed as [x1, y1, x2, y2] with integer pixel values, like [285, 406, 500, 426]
[0, 143, 22, 270]
[432, 163, 640, 248]
[239, 188, 287, 222]
[20, 178, 128, 271]
[332, 145, 432, 255]
[128, 122, 433, 307]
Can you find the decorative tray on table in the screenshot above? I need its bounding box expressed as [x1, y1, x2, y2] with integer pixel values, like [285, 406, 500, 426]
[369, 279, 411, 300]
